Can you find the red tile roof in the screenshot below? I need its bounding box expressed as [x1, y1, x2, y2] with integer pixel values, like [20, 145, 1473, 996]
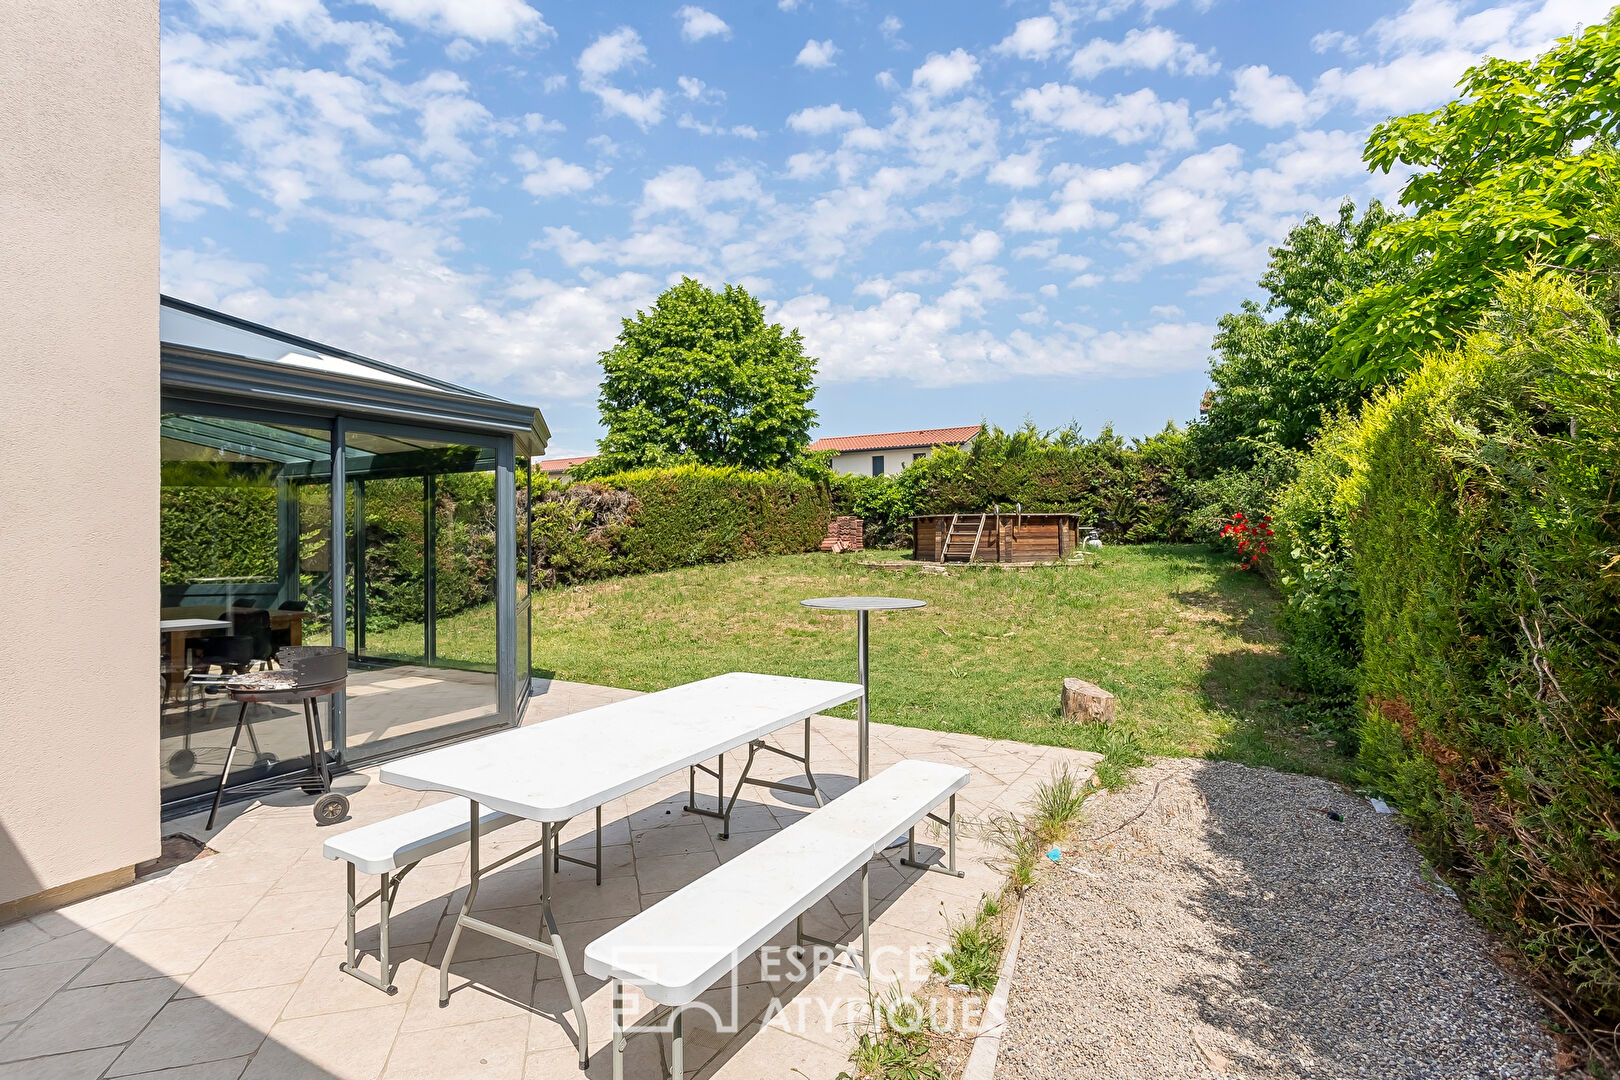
[535, 455, 594, 474]
[807, 425, 981, 453]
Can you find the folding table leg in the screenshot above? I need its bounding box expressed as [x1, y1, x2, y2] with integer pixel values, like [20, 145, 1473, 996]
[439, 800, 484, 1007]
[543, 822, 591, 1068]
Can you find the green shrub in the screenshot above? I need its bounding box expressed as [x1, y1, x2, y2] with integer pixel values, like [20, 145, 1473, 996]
[1347, 273, 1620, 1032]
[1184, 445, 1299, 547]
[533, 465, 830, 585]
[1271, 417, 1361, 720]
[894, 422, 1193, 542]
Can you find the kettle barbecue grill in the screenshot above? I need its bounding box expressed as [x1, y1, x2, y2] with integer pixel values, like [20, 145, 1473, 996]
[205, 645, 350, 829]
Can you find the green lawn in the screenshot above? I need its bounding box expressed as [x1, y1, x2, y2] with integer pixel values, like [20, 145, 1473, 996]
[515, 546, 1351, 781]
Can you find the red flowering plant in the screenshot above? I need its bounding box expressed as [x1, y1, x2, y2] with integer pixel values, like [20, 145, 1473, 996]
[1219, 511, 1273, 571]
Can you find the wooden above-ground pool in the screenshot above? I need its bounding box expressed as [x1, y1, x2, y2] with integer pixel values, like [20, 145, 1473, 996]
[912, 512, 1088, 564]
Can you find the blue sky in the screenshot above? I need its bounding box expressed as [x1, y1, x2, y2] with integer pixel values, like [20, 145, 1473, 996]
[159, 0, 1611, 456]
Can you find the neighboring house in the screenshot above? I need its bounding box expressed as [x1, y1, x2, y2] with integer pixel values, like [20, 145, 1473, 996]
[808, 425, 982, 477]
[2, 0, 551, 920]
[536, 454, 594, 480]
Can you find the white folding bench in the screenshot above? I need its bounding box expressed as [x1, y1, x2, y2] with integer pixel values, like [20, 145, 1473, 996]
[322, 798, 601, 994]
[584, 759, 971, 1080]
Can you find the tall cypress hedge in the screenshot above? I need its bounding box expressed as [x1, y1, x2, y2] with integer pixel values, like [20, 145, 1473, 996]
[1347, 275, 1620, 1027]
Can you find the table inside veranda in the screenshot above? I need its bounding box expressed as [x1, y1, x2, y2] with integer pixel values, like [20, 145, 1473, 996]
[159, 618, 231, 698]
[378, 670, 862, 1068]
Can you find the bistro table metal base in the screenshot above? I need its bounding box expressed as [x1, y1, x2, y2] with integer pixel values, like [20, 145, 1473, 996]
[439, 800, 600, 1068]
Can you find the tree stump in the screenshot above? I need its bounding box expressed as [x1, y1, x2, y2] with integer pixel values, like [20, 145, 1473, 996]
[1061, 678, 1115, 724]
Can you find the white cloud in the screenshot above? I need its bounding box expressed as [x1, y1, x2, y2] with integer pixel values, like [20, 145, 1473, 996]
[360, 0, 549, 43]
[514, 151, 599, 197]
[880, 15, 905, 46]
[675, 5, 730, 42]
[578, 26, 646, 81]
[1013, 83, 1194, 148]
[774, 284, 1213, 386]
[940, 229, 1003, 271]
[787, 103, 866, 134]
[1069, 27, 1218, 78]
[994, 15, 1069, 60]
[677, 75, 706, 99]
[1230, 65, 1319, 127]
[1310, 29, 1359, 55]
[796, 39, 839, 69]
[161, 143, 232, 219]
[1004, 160, 1152, 232]
[577, 28, 666, 128]
[911, 49, 980, 98]
[988, 148, 1045, 188]
[677, 114, 761, 138]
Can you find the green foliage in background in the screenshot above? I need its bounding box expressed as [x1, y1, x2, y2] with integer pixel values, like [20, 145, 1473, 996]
[1329, 13, 1620, 384]
[533, 465, 829, 585]
[830, 422, 1195, 546]
[1192, 200, 1403, 474]
[1348, 274, 1620, 1032]
[1268, 416, 1361, 732]
[585, 278, 818, 475]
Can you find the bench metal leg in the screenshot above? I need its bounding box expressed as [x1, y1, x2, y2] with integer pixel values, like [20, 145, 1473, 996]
[610, 981, 685, 1080]
[338, 861, 414, 994]
[687, 716, 825, 839]
[899, 794, 965, 878]
[794, 860, 871, 979]
[440, 807, 591, 1068]
[670, 1007, 684, 1080]
[611, 980, 627, 1080]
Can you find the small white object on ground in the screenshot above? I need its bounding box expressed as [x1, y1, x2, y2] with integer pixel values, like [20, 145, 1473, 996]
[1368, 796, 1394, 814]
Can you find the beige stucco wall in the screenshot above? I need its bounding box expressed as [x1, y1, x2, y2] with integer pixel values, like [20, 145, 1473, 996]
[0, 0, 161, 907]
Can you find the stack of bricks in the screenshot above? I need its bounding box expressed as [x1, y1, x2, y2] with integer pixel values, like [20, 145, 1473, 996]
[819, 515, 865, 553]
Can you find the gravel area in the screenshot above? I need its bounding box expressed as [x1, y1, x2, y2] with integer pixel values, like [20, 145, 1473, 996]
[998, 759, 1559, 1080]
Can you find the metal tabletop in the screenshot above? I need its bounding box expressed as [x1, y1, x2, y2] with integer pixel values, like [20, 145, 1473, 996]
[801, 596, 926, 612]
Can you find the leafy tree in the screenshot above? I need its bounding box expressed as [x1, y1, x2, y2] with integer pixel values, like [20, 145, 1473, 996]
[1328, 12, 1620, 384]
[584, 278, 818, 474]
[1192, 200, 1404, 474]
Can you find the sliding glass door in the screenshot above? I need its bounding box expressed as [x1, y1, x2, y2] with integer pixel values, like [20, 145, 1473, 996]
[341, 424, 504, 760]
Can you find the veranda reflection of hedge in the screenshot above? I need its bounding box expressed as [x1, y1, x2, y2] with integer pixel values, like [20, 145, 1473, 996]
[160, 470, 500, 631]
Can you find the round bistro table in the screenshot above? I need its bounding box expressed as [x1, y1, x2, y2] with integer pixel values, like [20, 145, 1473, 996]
[800, 596, 925, 783]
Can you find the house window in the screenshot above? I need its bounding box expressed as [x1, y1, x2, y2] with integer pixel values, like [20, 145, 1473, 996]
[912, 452, 926, 463]
[871, 455, 885, 476]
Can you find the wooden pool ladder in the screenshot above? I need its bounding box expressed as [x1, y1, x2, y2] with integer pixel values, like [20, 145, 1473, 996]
[941, 513, 986, 563]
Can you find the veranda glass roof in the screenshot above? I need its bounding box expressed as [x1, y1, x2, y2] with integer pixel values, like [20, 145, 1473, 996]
[159, 297, 549, 455]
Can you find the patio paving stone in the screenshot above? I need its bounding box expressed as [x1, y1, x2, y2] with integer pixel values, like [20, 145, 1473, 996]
[0, 678, 1097, 1079]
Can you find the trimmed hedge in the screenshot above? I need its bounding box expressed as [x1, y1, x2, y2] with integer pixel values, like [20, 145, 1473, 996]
[534, 465, 830, 585]
[1346, 275, 1620, 1030]
[827, 423, 1196, 546]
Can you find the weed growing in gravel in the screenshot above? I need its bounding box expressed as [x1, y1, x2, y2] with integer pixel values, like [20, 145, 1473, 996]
[1032, 764, 1091, 846]
[839, 984, 943, 1080]
[1072, 725, 1148, 791]
[981, 813, 1044, 893]
[933, 894, 1006, 993]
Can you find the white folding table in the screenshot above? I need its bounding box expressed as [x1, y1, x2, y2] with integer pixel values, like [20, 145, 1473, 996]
[379, 671, 863, 1068]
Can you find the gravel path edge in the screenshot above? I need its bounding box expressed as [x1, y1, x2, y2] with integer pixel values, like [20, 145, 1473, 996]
[960, 891, 1028, 1080]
